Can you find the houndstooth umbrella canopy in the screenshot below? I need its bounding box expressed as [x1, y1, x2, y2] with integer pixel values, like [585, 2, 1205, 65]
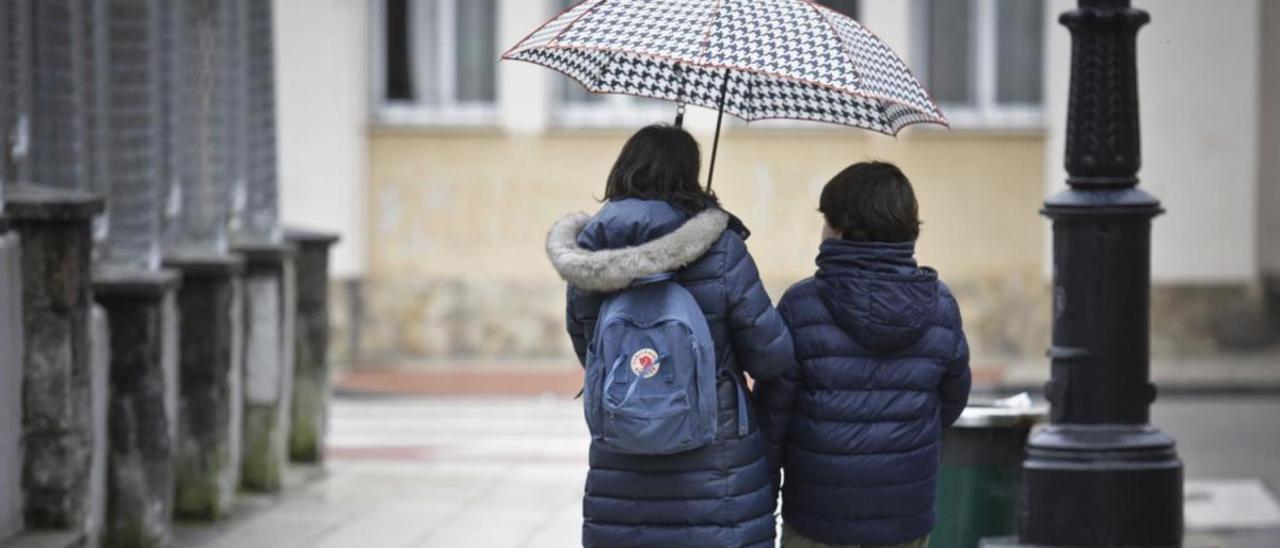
[502, 0, 948, 135]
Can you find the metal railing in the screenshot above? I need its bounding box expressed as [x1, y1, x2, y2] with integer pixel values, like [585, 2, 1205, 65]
[165, 0, 237, 256]
[0, 0, 9, 213]
[240, 0, 280, 244]
[0, 0, 284, 262]
[95, 0, 167, 270]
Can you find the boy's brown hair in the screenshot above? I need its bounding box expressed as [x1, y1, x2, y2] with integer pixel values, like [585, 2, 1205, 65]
[819, 161, 920, 243]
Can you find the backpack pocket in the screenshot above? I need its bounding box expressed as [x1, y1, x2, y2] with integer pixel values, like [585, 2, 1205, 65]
[602, 390, 699, 455]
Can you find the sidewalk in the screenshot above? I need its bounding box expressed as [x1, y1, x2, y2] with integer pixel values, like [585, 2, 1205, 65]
[176, 397, 587, 548]
[175, 394, 1280, 548]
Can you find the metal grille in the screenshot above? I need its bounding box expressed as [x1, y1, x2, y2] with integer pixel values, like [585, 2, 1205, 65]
[164, 0, 235, 254]
[240, 0, 279, 243]
[5, 0, 33, 188]
[156, 0, 177, 245]
[29, 0, 90, 191]
[1, 0, 11, 210]
[81, 0, 107, 200]
[225, 0, 250, 242]
[94, 0, 165, 269]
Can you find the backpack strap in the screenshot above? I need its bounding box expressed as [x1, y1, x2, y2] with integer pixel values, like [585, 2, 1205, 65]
[629, 272, 676, 287]
[733, 374, 750, 437]
[604, 354, 642, 408]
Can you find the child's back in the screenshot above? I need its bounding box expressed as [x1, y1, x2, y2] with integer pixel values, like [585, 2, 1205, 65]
[772, 162, 970, 547]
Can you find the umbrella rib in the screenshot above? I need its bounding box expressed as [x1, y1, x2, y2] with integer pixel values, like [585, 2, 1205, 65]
[695, 0, 726, 65]
[524, 43, 946, 123]
[799, 0, 865, 92]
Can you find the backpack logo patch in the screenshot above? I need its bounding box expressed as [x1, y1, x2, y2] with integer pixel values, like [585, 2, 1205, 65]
[630, 348, 660, 378]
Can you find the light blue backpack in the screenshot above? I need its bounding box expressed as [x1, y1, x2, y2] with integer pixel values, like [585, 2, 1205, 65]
[584, 273, 746, 455]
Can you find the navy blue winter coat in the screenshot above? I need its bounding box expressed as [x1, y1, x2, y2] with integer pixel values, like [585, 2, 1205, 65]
[770, 239, 971, 545]
[547, 199, 796, 548]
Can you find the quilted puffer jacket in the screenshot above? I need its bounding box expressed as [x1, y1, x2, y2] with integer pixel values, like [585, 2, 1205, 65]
[547, 199, 796, 548]
[773, 238, 970, 545]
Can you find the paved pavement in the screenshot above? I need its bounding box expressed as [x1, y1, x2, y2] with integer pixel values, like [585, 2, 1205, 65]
[178, 394, 1280, 548]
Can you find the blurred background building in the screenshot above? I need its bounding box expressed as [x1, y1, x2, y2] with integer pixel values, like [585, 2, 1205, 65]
[273, 0, 1279, 371]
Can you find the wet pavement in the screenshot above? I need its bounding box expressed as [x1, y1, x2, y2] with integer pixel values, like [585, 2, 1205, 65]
[176, 394, 1280, 548]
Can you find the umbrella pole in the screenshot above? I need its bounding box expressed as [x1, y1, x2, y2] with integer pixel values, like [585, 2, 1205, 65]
[707, 69, 730, 192]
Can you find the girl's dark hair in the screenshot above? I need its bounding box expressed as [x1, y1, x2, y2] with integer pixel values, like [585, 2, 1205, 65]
[604, 124, 718, 214]
[820, 161, 921, 243]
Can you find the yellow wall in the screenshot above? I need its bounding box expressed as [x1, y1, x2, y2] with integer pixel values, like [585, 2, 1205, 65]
[368, 128, 1047, 287]
[357, 128, 1048, 361]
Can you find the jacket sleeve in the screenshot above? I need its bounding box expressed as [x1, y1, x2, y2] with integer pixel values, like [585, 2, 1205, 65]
[752, 291, 802, 492]
[722, 234, 797, 491]
[723, 235, 796, 382]
[939, 294, 972, 426]
[565, 285, 589, 368]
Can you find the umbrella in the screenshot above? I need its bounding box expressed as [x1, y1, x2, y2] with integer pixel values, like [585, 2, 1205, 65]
[501, 0, 948, 189]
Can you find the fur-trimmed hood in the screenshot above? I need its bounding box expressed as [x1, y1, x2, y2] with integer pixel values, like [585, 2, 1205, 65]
[546, 207, 730, 293]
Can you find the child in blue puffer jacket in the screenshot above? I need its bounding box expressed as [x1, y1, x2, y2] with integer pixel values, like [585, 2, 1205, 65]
[762, 161, 972, 548]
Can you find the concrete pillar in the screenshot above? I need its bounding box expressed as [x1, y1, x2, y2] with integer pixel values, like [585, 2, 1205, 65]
[93, 270, 179, 548]
[0, 230, 24, 541]
[3, 184, 105, 537]
[86, 305, 109, 548]
[286, 229, 338, 463]
[1260, 0, 1280, 325]
[236, 243, 295, 492]
[166, 255, 244, 520]
[0, 0, 14, 507]
[80, 1, 183, 543]
[163, 0, 248, 520]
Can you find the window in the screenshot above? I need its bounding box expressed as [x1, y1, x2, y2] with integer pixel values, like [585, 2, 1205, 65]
[374, 0, 498, 126]
[819, 0, 859, 20]
[915, 0, 1044, 128]
[552, 2, 672, 127]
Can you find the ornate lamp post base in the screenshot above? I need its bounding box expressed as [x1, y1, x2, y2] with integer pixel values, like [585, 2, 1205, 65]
[1022, 425, 1182, 546]
[1019, 188, 1183, 546]
[1014, 1, 1184, 545]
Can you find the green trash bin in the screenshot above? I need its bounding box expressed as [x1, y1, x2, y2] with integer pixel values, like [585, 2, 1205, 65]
[930, 400, 1047, 548]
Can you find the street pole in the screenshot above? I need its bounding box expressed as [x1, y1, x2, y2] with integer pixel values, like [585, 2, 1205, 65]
[1019, 0, 1183, 546]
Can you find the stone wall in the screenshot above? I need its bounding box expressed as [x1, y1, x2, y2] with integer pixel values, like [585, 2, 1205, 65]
[336, 275, 1272, 367]
[351, 129, 1057, 366]
[0, 231, 23, 540]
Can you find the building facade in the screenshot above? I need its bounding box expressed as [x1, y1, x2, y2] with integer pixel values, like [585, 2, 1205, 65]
[272, 0, 1280, 366]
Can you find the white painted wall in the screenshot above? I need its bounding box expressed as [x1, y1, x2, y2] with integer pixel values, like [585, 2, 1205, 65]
[1045, 0, 1262, 283]
[274, 0, 369, 278]
[498, 0, 552, 134]
[860, 0, 913, 55]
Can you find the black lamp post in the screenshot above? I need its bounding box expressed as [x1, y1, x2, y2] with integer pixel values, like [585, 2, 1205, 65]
[1018, 0, 1183, 546]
